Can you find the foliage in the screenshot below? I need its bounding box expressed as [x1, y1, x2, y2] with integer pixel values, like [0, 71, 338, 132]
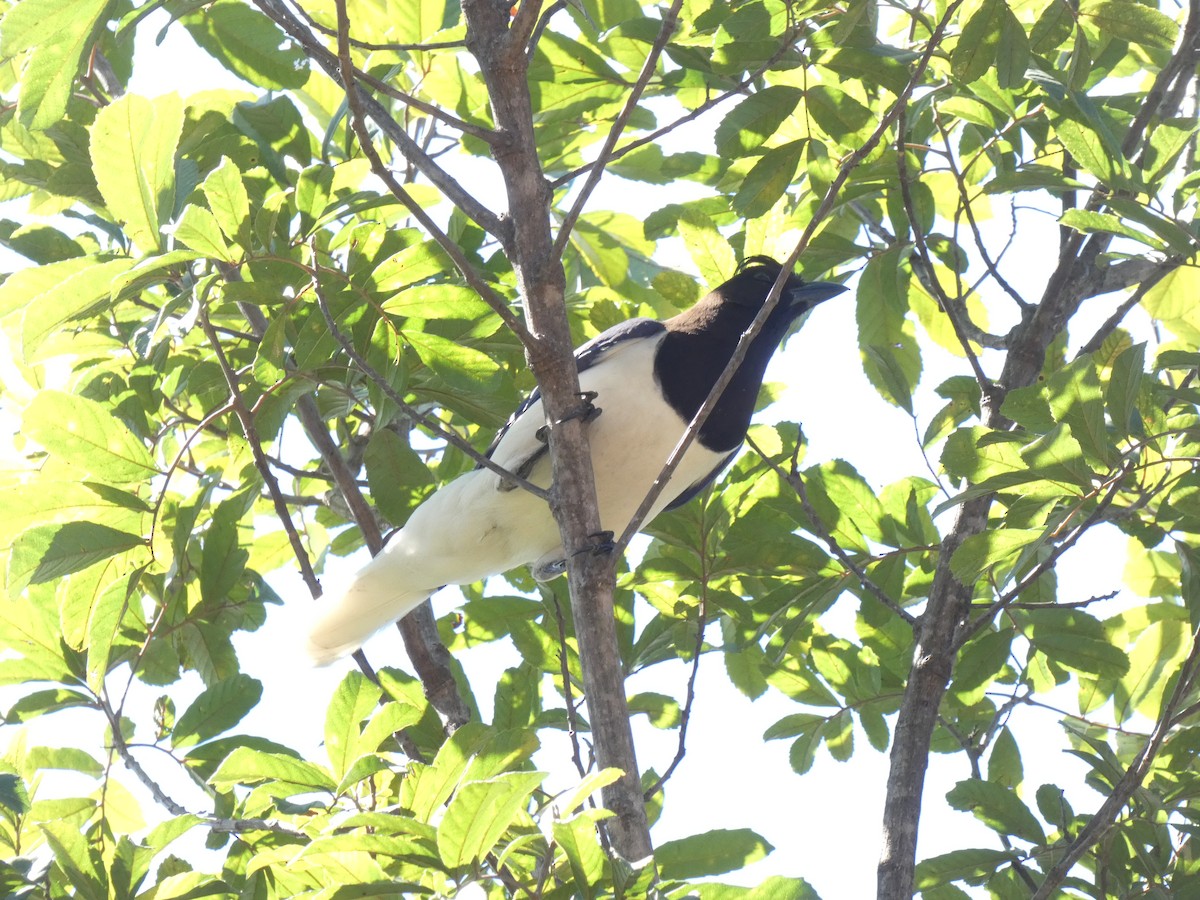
[0, 0, 1199, 897]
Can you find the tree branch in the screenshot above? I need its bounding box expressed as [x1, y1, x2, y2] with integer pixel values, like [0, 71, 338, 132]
[308, 265, 547, 499]
[616, 0, 962, 558]
[745, 432, 915, 626]
[462, 0, 653, 860]
[252, 0, 506, 239]
[1031, 620, 1200, 898]
[327, 0, 530, 343]
[551, 0, 684, 256]
[197, 305, 322, 598]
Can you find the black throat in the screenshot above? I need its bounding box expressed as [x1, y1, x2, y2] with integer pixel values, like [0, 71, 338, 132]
[653, 299, 798, 453]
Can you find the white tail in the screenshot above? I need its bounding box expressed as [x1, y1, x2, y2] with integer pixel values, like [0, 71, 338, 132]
[305, 550, 434, 665]
[303, 467, 563, 665]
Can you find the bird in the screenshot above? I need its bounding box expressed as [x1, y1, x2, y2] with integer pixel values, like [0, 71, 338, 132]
[306, 256, 846, 664]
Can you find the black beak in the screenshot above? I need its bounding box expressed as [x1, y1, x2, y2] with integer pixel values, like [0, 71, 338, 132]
[787, 281, 849, 310]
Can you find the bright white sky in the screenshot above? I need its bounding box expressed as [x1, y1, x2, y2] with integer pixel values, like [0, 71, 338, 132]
[1, 8, 1157, 898]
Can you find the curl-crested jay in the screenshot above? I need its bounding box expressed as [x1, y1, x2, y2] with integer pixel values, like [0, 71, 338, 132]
[307, 256, 846, 663]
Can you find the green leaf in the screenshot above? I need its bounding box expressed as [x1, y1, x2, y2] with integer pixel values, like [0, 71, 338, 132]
[1115, 611, 1188, 722]
[856, 247, 919, 412]
[40, 820, 106, 900]
[3, 687, 92, 722]
[201, 158, 251, 248]
[0, 256, 92, 317]
[462, 729, 540, 784]
[0, 0, 111, 130]
[950, 528, 1045, 584]
[1030, 630, 1129, 678]
[1105, 341, 1145, 440]
[1054, 116, 1130, 190]
[553, 814, 606, 897]
[405, 330, 500, 393]
[371, 242, 453, 293]
[382, 284, 498, 321]
[1059, 209, 1162, 250]
[86, 574, 133, 692]
[1045, 357, 1111, 467]
[20, 257, 138, 359]
[1079, 0, 1179, 48]
[946, 778, 1045, 844]
[90, 93, 184, 255]
[1030, 0, 1074, 52]
[676, 208, 736, 287]
[953, 0, 1004, 83]
[8, 522, 144, 595]
[408, 722, 493, 820]
[914, 848, 1013, 889]
[995, 5, 1030, 88]
[0, 773, 30, 815]
[1035, 784, 1074, 828]
[627, 692, 681, 728]
[171, 675, 263, 751]
[951, 629, 1013, 705]
[437, 771, 546, 867]
[325, 671, 382, 781]
[987, 727, 1024, 790]
[182, 0, 308, 89]
[553, 768, 624, 817]
[209, 747, 336, 793]
[578, 0, 640, 31]
[714, 87, 802, 156]
[655, 829, 773, 880]
[392, 0, 454, 42]
[863, 337, 920, 414]
[199, 496, 250, 607]
[173, 204, 235, 261]
[732, 141, 805, 219]
[363, 428, 434, 526]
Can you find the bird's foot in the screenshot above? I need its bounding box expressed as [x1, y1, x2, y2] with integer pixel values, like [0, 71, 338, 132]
[536, 391, 602, 443]
[530, 531, 615, 581]
[572, 530, 615, 558]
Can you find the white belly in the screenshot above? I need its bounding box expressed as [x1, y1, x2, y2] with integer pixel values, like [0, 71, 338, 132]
[389, 333, 728, 587]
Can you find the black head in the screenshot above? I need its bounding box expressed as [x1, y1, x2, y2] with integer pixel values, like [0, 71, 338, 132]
[657, 256, 845, 452]
[716, 255, 847, 317]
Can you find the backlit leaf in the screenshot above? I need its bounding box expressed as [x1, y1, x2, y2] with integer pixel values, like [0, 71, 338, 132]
[90, 93, 184, 255]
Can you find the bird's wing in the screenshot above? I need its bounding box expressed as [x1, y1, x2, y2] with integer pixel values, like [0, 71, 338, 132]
[662, 449, 738, 510]
[482, 317, 666, 463]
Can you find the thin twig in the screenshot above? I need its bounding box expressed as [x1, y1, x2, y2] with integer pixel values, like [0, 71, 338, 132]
[285, 0, 465, 52]
[1031, 619, 1200, 898]
[252, 0, 505, 238]
[551, 594, 589, 779]
[551, 0, 685, 256]
[526, 0, 567, 61]
[549, 35, 798, 189]
[148, 401, 234, 556]
[615, 2, 962, 556]
[197, 306, 322, 596]
[328, 1, 531, 342]
[1076, 264, 1177, 357]
[100, 698, 304, 837]
[308, 259, 549, 499]
[933, 113, 1029, 311]
[745, 433, 916, 626]
[643, 587, 708, 800]
[350, 67, 497, 143]
[898, 106, 996, 397]
[955, 461, 1131, 649]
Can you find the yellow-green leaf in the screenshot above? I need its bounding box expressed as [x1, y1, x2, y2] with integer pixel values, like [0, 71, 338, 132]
[90, 93, 184, 255]
[23, 390, 158, 484]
